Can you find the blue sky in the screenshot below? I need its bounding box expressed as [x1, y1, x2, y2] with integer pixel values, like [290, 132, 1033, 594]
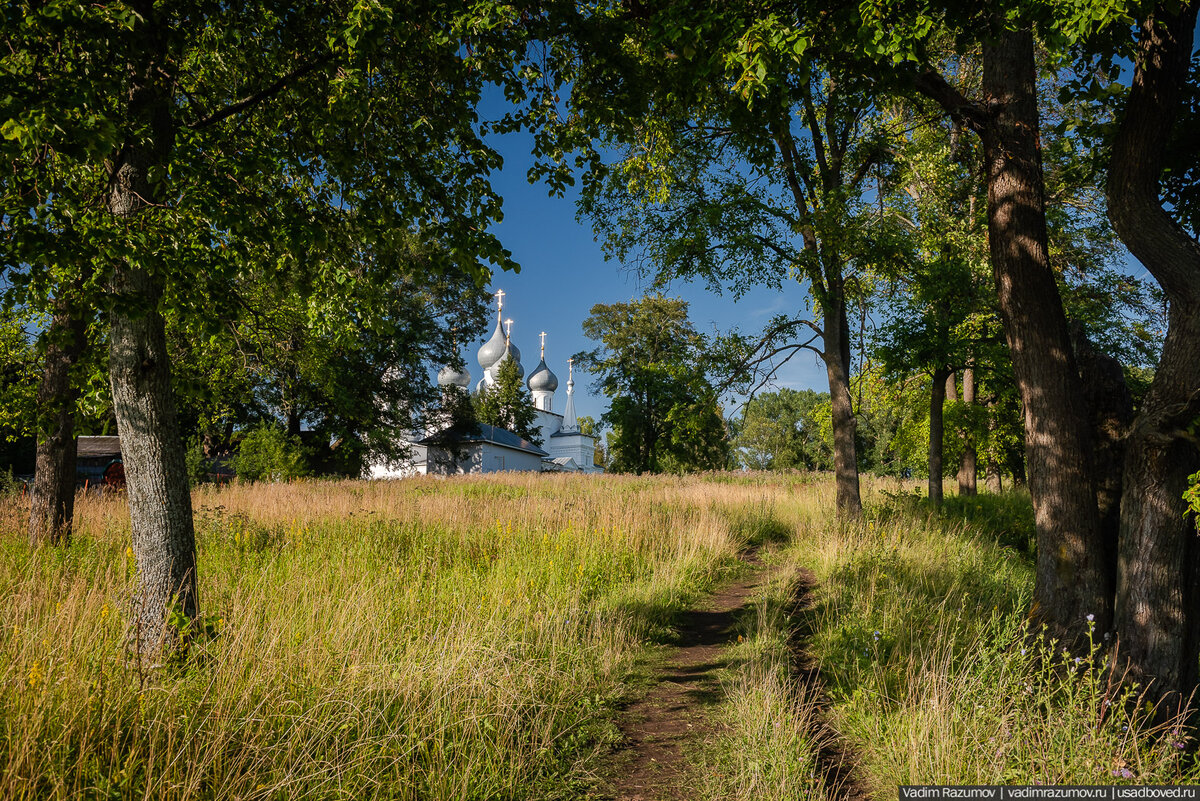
[457, 117, 827, 425]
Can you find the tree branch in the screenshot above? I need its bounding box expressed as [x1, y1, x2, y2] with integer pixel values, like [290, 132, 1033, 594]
[912, 69, 989, 134]
[187, 56, 331, 130]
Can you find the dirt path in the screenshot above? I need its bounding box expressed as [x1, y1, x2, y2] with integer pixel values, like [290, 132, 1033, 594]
[592, 556, 868, 801]
[595, 558, 766, 801]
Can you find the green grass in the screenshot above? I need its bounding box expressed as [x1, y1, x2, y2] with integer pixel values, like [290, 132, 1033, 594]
[2, 474, 1196, 799]
[766, 485, 1199, 791]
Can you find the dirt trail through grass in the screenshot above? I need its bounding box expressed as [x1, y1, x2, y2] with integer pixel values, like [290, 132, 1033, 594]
[594, 550, 868, 801]
[595, 556, 767, 800]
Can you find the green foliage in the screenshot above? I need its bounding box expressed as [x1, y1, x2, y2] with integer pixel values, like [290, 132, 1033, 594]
[473, 355, 542, 446]
[733, 389, 831, 471]
[0, 308, 38, 445]
[1, 0, 526, 312]
[577, 415, 607, 468]
[0, 466, 22, 497]
[231, 424, 309, 483]
[0, 0, 535, 493]
[184, 436, 209, 487]
[169, 234, 490, 473]
[1186, 472, 1200, 535]
[577, 295, 730, 475]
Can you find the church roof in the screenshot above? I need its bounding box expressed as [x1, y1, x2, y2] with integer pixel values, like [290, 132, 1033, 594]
[550, 429, 596, 439]
[543, 456, 581, 471]
[417, 423, 548, 457]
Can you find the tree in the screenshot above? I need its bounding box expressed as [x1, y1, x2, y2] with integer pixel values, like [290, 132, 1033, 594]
[1103, 1, 1200, 708]
[579, 62, 912, 515]
[169, 235, 489, 476]
[474, 354, 542, 446]
[577, 415, 607, 469]
[1, 0, 526, 653]
[576, 295, 729, 474]
[26, 292, 91, 545]
[734, 389, 832, 471]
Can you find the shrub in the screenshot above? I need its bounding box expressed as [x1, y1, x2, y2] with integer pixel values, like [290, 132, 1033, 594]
[231, 423, 309, 482]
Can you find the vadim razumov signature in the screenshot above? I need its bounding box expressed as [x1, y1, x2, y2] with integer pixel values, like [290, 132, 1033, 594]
[900, 787, 1200, 800]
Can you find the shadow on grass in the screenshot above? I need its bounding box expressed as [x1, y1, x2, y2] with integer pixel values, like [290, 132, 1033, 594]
[874, 488, 1037, 557]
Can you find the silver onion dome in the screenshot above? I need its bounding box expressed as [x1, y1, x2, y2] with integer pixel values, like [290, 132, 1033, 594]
[437, 363, 470, 389]
[488, 343, 524, 381]
[477, 317, 507, 371]
[527, 359, 558, 392]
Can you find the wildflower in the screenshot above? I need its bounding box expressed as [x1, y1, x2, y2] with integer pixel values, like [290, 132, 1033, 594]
[1173, 741, 1187, 750]
[27, 661, 42, 688]
[873, 630, 881, 642]
[1086, 614, 1095, 622]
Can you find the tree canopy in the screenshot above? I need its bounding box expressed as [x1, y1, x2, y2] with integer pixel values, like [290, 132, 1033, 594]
[577, 295, 729, 475]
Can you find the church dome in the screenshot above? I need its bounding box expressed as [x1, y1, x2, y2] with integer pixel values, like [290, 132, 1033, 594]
[437, 363, 470, 389]
[488, 343, 524, 381]
[527, 359, 558, 392]
[477, 317, 507, 371]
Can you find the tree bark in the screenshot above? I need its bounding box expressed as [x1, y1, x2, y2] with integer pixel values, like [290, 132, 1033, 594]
[1071, 326, 1132, 592]
[109, 266, 198, 654]
[822, 282, 862, 518]
[958, 366, 977, 496]
[929, 367, 951, 506]
[106, 6, 198, 655]
[985, 458, 1002, 494]
[980, 26, 1108, 638]
[985, 397, 1003, 494]
[28, 297, 88, 546]
[1105, 2, 1200, 707]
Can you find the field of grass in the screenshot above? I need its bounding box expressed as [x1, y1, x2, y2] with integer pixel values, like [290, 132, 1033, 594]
[733, 485, 1198, 795]
[1, 472, 1196, 799]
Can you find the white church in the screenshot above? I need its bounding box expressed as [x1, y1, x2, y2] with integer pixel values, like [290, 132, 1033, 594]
[370, 292, 602, 477]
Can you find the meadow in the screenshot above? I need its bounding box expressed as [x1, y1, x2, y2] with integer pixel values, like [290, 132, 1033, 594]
[1, 473, 1195, 799]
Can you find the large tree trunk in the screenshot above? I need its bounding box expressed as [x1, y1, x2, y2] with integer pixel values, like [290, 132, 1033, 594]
[106, 12, 198, 655]
[109, 266, 198, 654]
[28, 297, 88, 546]
[929, 367, 951, 506]
[1071, 326, 1133, 588]
[980, 26, 1108, 638]
[1105, 2, 1200, 708]
[822, 284, 862, 518]
[958, 366, 977, 496]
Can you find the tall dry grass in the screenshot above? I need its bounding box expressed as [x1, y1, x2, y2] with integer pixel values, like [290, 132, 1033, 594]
[0, 473, 781, 799]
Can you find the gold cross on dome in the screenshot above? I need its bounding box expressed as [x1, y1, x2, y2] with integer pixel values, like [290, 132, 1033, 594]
[495, 289, 505, 313]
[540, 331, 547, 358]
[504, 318, 513, 343]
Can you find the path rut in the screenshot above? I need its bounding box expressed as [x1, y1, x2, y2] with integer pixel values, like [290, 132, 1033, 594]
[595, 559, 764, 800]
